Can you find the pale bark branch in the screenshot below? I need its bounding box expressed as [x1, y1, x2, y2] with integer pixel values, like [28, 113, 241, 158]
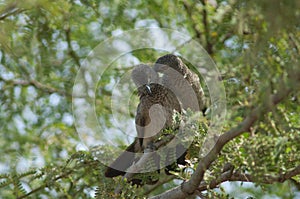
[197, 164, 300, 191]
[150, 69, 300, 199]
[143, 175, 176, 196]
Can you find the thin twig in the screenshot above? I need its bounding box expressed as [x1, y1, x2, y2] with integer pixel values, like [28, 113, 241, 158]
[0, 2, 27, 21]
[65, 27, 81, 68]
[0, 77, 68, 96]
[199, 0, 213, 55]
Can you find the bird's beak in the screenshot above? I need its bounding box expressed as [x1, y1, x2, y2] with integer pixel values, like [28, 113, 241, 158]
[146, 84, 152, 95]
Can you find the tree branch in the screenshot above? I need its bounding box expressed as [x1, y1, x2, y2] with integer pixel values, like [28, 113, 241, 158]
[143, 175, 176, 196]
[199, 0, 213, 55]
[150, 69, 300, 199]
[65, 27, 81, 68]
[228, 165, 300, 184]
[16, 171, 71, 199]
[0, 77, 68, 96]
[0, 2, 26, 21]
[197, 164, 300, 192]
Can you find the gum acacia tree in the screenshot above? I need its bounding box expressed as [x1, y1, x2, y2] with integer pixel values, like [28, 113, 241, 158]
[0, 0, 299, 198]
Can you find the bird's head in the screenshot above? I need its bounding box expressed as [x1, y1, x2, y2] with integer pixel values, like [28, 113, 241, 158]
[131, 64, 158, 87]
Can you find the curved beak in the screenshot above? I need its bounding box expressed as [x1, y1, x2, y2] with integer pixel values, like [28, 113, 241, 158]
[145, 84, 152, 95]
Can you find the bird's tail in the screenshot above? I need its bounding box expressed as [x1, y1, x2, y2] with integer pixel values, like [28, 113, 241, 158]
[105, 140, 139, 178]
[105, 139, 161, 186]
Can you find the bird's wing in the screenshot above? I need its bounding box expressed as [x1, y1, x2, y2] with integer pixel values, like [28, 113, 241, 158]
[154, 54, 207, 113]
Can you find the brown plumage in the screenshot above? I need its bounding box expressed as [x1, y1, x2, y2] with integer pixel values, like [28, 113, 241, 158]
[135, 83, 181, 149]
[154, 54, 207, 114]
[105, 56, 207, 181]
[105, 65, 181, 180]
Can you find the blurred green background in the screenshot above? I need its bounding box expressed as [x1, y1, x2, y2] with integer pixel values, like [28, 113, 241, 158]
[0, 0, 299, 198]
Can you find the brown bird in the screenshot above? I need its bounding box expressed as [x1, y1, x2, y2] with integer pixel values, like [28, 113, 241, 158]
[105, 65, 182, 181]
[154, 54, 207, 114]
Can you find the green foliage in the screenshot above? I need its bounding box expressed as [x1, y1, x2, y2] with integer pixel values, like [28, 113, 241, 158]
[0, 0, 299, 198]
